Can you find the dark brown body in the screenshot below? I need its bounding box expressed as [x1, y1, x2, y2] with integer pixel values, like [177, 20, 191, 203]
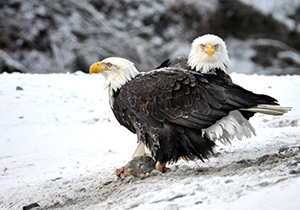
[111, 67, 277, 165]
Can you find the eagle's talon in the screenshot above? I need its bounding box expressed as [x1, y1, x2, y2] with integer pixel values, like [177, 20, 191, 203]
[156, 161, 170, 173]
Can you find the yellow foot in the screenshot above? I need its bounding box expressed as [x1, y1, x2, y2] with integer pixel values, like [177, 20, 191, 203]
[178, 157, 191, 161]
[155, 161, 170, 172]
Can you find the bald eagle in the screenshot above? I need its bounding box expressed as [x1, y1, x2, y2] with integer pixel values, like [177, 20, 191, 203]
[89, 57, 291, 171]
[131, 34, 250, 159]
[188, 34, 229, 73]
[159, 34, 232, 83]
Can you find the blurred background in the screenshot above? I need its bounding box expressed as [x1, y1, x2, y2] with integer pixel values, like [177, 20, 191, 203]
[1, 0, 300, 75]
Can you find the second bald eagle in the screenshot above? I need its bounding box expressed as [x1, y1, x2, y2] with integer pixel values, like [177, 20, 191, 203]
[89, 56, 291, 172]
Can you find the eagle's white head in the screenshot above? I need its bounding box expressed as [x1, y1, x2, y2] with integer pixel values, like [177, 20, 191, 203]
[188, 34, 229, 73]
[89, 57, 139, 106]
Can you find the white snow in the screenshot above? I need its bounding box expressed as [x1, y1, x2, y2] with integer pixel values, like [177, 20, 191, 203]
[0, 72, 300, 209]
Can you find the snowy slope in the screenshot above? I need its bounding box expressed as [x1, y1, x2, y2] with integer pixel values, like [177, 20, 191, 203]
[240, 0, 300, 31]
[0, 72, 299, 209]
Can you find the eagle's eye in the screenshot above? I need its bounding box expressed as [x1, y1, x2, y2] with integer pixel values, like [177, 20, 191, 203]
[214, 44, 219, 50]
[200, 44, 205, 49]
[105, 62, 112, 68]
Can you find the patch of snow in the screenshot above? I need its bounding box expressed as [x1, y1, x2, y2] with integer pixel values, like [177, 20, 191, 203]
[0, 72, 299, 209]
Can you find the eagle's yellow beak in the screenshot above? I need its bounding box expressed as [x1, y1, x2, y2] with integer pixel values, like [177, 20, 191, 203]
[204, 44, 214, 57]
[89, 62, 104, 74]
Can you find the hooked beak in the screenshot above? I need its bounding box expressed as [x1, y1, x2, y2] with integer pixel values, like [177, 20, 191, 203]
[89, 62, 105, 74]
[204, 44, 214, 57]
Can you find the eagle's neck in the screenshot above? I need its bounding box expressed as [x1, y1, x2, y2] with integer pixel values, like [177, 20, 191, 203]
[187, 51, 229, 73]
[105, 64, 139, 107]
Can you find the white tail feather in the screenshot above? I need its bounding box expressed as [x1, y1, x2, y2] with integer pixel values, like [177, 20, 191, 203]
[241, 104, 292, 116]
[132, 105, 292, 157]
[202, 110, 256, 142]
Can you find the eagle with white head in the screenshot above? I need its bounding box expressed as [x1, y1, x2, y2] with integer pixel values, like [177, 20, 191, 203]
[188, 34, 229, 73]
[89, 56, 291, 172]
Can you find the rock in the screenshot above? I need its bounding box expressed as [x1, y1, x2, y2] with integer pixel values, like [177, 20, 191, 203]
[292, 157, 300, 162]
[280, 147, 300, 158]
[16, 86, 23, 91]
[23, 203, 40, 210]
[196, 168, 204, 173]
[257, 155, 270, 164]
[225, 179, 234, 184]
[122, 175, 136, 184]
[236, 159, 253, 167]
[258, 182, 269, 187]
[150, 169, 163, 177]
[279, 146, 289, 153]
[103, 180, 114, 186]
[236, 159, 252, 164]
[289, 169, 300, 175]
[289, 161, 298, 167]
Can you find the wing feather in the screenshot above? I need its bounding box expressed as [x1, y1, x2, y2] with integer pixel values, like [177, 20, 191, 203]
[113, 68, 277, 131]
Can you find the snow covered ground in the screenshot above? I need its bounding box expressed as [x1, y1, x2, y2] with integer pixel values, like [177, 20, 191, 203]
[0, 72, 299, 209]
